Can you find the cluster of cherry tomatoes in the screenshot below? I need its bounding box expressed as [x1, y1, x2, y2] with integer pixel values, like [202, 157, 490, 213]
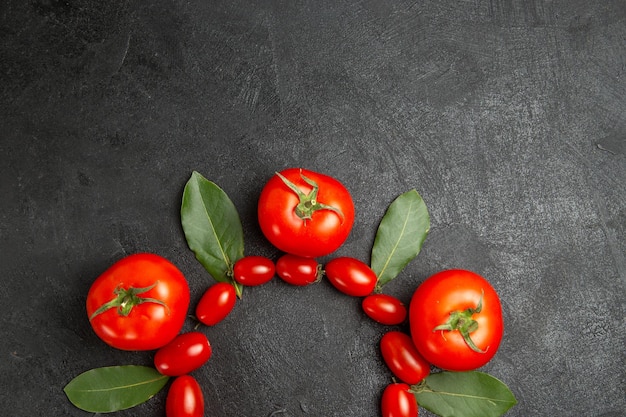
[86, 168, 504, 417]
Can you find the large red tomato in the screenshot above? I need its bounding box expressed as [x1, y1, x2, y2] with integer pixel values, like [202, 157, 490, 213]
[257, 168, 355, 258]
[409, 269, 503, 371]
[86, 253, 190, 351]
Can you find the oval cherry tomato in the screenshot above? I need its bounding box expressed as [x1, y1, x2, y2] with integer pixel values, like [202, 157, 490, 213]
[166, 375, 204, 417]
[380, 331, 430, 385]
[324, 257, 377, 297]
[381, 383, 418, 417]
[233, 256, 275, 286]
[275, 253, 322, 286]
[362, 294, 407, 325]
[86, 253, 190, 351]
[409, 269, 503, 371]
[195, 282, 237, 326]
[257, 168, 355, 258]
[154, 332, 212, 376]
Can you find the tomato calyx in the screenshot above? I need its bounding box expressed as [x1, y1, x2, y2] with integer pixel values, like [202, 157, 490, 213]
[275, 171, 344, 223]
[432, 290, 485, 353]
[407, 377, 428, 395]
[89, 282, 168, 320]
[314, 263, 324, 283]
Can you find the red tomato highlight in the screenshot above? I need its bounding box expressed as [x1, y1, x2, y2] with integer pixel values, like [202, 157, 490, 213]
[166, 375, 204, 417]
[324, 257, 377, 297]
[275, 253, 322, 286]
[380, 331, 430, 385]
[233, 256, 275, 286]
[381, 383, 418, 417]
[154, 332, 212, 376]
[195, 282, 237, 326]
[362, 294, 407, 325]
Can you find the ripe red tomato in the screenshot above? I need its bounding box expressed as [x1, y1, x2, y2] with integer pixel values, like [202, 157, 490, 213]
[86, 253, 190, 351]
[381, 383, 418, 417]
[166, 375, 204, 417]
[154, 332, 212, 376]
[362, 294, 407, 325]
[324, 257, 377, 297]
[275, 253, 322, 286]
[233, 256, 275, 286]
[409, 269, 503, 371]
[195, 282, 237, 326]
[257, 168, 355, 258]
[380, 331, 430, 385]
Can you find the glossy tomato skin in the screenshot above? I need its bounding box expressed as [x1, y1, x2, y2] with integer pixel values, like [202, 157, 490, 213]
[166, 375, 204, 417]
[275, 253, 322, 286]
[86, 253, 190, 351]
[362, 294, 407, 325]
[257, 168, 355, 258]
[381, 383, 418, 417]
[154, 332, 212, 376]
[409, 269, 503, 371]
[195, 282, 237, 326]
[233, 256, 275, 286]
[380, 331, 430, 385]
[324, 257, 377, 297]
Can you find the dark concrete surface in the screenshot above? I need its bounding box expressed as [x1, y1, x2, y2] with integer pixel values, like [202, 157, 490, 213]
[1, 1, 625, 416]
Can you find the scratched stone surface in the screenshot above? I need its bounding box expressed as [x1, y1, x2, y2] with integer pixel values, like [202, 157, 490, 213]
[1, 1, 625, 416]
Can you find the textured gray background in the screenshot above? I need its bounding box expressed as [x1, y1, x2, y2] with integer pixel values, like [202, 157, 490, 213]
[1, 1, 625, 416]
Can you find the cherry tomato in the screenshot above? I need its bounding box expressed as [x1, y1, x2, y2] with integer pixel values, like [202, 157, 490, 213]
[195, 282, 237, 326]
[362, 294, 407, 325]
[166, 375, 204, 417]
[381, 383, 418, 417]
[380, 331, 430, 385]
[257, 168, 355, 258]
[324, 257, 377, 297]
[233, 256, 275, 286]
[154, 332, 212, 376]
[409, 269, 503, 371]
[86, 253, 190, 351]
[275, 253, 322, 286]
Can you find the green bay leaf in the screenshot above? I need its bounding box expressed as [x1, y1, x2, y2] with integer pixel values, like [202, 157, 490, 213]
[181, 171, 244, 297]
[413, 371, 517, 417]
[370, 189, 429, 289]
[63, 365, 169, 412]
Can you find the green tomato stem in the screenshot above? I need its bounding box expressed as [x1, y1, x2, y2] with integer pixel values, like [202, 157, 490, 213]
[315, 264, 324, 283]
[432, 290, 485, 353]
[89, 282, 168, 320]
[275, 171, 344, 223]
